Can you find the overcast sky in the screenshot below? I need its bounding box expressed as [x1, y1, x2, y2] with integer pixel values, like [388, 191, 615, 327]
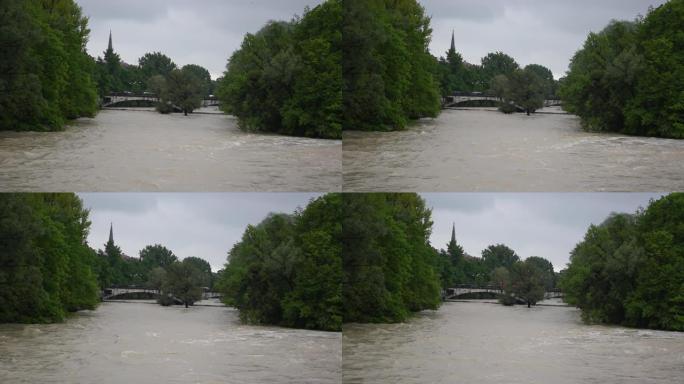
[79, 193, 320, 272]
[424, 193, 664, 271]
[424, 0, 666, 79]
[79, 0, 323, 79]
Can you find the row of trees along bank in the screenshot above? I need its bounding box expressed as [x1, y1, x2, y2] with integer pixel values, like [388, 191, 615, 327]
[559, 193, 684, 331]
[559, 0, 684, 138]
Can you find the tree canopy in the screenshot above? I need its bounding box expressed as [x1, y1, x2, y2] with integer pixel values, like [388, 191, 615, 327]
[0, 0, 98, 131]
[560, 0, 684, 138]
[217, 0, 341, 139]
[560, 193, 684, 331]
[343, 0, 441, 132]
[217, 194, 341, 331]
[0, 194, 100, 323]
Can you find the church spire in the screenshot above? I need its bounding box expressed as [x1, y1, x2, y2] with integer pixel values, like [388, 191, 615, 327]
[450, 222, 456, 244]
[108, 222, 114, 244]
[450, 30, 455, 52]
[108, 30, 113, 52]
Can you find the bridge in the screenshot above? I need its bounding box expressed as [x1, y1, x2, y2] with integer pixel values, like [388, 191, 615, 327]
[102, 287, 223, 301]
[443, 92, 562, 109]
[102, 93, 220, 108]
[444, 285, 564, 301]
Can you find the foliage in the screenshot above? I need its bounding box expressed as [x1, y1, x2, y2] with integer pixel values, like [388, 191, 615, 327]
[160, 68, 203, 115]
[560, 1, 684, 138]
[0, 0, 98, 131]
[183, 256, 213, 288]
[560, 193, 684, 331]
[217, 1, 341, 139]
[217, 194, 342, 331]
[506, 259, 546, 307]
[343, 0, 441, 132]
[494, 68, 547, 115]
[482, 244, 520, 273]
[0, 194, 100, 323]
[160, 260, 203, 308]
[138, 52, 177, 84]
[342, 193, 441, 323]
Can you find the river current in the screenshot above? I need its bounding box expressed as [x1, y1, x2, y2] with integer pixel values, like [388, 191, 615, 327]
[342, 300, 684, 384]
[0, 108, 341, 192]
[343, 108, 684, 191]
[0, 301, 341, 384]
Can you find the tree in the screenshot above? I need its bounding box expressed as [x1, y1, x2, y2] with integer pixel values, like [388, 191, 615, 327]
[161, 261, 203, 308]
[0, 0, 98, 131]
[182, 256, 213, 288]
[217, 194, 342, 331]
[482, 244, 520, 273]
[524, 64, 555, 98]
[147, 267, 166, 291]
[480, 51, 519, 86]
[343, 0, 441, 132]
[181, 64, 212, 97]
[560, 193, 684, 331]
[0, 194, 100, 323]
[217, 1, 342, 139]
[490, 267, 510, 292]
[501, 68, 546, 115]
[508, 260, 545, 308]
[138, 52, 177, 85]
[161, 69, 202, 116]
[525, 256, 556, 291]
[342, 193, 441, 323]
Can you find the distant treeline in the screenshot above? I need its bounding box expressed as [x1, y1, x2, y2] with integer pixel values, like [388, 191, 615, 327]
[216, 194, 342, 331]
[217, 0, 342, 139]
[560, 0, 684, 138]
[559, 193, 684, 331]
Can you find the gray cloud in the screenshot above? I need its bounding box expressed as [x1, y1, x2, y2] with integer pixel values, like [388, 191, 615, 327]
[424, 193, 663, 271]
[79, 193, 321, 272]
[79, 0, 323, 79]
[423, 0, 665, 78]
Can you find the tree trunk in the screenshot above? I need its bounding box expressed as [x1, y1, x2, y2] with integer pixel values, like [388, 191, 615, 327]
[184, 301, 188, 308]
[526, 109, 530, 116]
[184, 110, 188, 116]
[527, 301, 531, 308]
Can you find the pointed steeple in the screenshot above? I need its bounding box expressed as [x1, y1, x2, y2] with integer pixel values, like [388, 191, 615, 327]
[108, 30, 113, 52]
[108, 222, 114, 244]
[450, 222, 456, 244]
[450, 30, 456, 53]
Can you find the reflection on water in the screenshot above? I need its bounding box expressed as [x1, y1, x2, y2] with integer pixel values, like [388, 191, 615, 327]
[342, 301, 684, 384]
[0, 108, 341, 191]
[343, 108, 684, 191]
[0, 301, 341, 384]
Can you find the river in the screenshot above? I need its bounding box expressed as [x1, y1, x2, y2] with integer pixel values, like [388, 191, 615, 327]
[342, 300, 684, 384]
[343, 108, 684, 191]
[0, 108, 341, 192]
[0, 301, 341, 384]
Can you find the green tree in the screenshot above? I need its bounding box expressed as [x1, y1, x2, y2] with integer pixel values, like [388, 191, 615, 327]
[161, 261, 203, 308]
[217, 194, 342, 331]
[0, 0, 98, 131]
[181, 64, 212, 97]
[480, 51, 519, 86]
[182, 256, 213, 288]
[342, 193, 441, 323]
[501, 68, 546, 115]
[524, 64, 555, 98]
[343, 0, 441, 132]
[217, 1, 341, 139]
[507, 259, 546, 308]
[147, 266, 166, 291]
[160, 69, 202, 115]
[482, 244, 520, 273]
[525, 256, 556, 291]
[0, 194, 100, 323]
[138, 52, 177, 86]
